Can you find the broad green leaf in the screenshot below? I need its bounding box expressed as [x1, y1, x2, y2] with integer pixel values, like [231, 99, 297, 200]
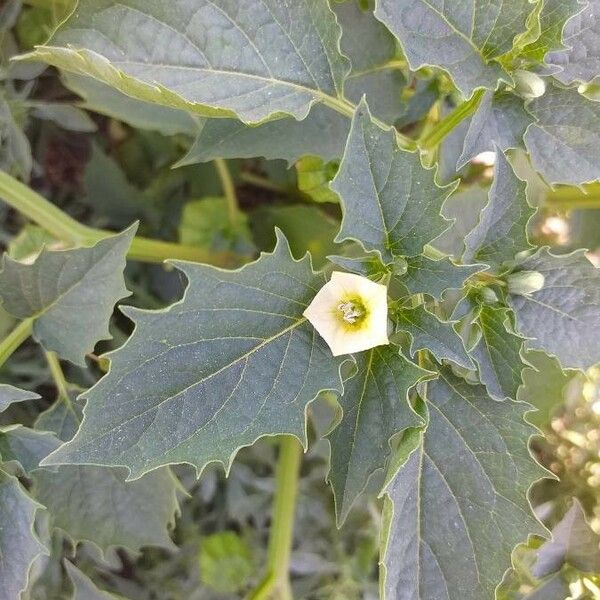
[373, 0, 534, 96]
[0, 384, 40, 413]
[0, 470, 46, 600]
[64, 561, 119, 600]
[532, 499, 600, 577]
[31, 103, 97, 133]
[327, 347, 429, 525]
[521, 0, 583, 64]
[402, 256, 485, 300]
[470, 306, 525, 400]
[0, 226, 136, 365]
[33, 466, 179, 553]
[380, 368, 546, 600]
[179, 106, 349, 166]
[63, 72, 197, 137]
[251, 205, 340, 269]
[464, 151, 533, 266]
[179, 197, 254, 257]
[43, 233, 345, 477]
[35, 397, 83, 443]
[507, 248, 600, 370]
[0, 425, 61, 474]
[332, 100, 453, 263]
[30, 0, 350, 124]
[546, 0, 600, 84]
[334, 0, 406, 124]
[518, 350, 576, 429]
[524, 83, 600, 185]
[458, 91, 532, 168]
[396, 305, 474, 369]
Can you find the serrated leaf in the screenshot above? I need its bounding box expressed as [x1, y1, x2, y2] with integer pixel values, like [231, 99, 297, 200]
[380, 368, 546, 600]
[524, 83, 600, 185]
[464, 151, 533, 266]
[402, 256, 485, 300]
[521, 0, 583, 64]
[64, 561, 119, 600]
[458, 91, 532, 168]
[42, 232, 344, 477]
[0, 226, 136, 365]
[0, 470, 46, 600]
[518, 350, 576, 429]
[327, 347, 429, 525]
[396, 305, 473, 369]
[33, 466, 179, 554]
[532, 499, 600, 577]
[470, 306, 525, 400]
[0, 384, 40, 413]
[30, 0, 349, 124]
[332, 100, 453, 263]
[507, 247, 600, 370]
[179, 106, 349, 166]
[546, 0, 600, 84]
[0, 425, 61, 474]
[374, 0, 534, 97]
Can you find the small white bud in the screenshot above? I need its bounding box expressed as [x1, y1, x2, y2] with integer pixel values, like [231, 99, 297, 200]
[507, 270, 545, 296]
[513, 70, 546, 99]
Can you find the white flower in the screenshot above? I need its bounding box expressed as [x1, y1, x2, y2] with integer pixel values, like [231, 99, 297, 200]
[303, 271, 389, 356]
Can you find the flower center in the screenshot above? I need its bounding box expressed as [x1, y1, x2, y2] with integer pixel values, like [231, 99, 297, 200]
[338, 300, 364, 324]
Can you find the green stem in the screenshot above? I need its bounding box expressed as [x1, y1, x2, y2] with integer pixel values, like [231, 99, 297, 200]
[544, 183, 600, 210]
[248, 436, 303, 600]
[0, 318, 34, 369]
[418, 90, 485, 151]
[0, 171, 234, 266]
[214, 158, 241, 224]
[44, 351, 70, 403]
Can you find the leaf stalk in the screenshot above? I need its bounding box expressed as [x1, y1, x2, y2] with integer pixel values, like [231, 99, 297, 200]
[0, 318, 33, 368]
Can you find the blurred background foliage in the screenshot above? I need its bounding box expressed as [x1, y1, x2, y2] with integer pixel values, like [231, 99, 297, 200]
[0, 0, 598, 598]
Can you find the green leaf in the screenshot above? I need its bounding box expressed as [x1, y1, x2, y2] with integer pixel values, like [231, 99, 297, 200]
[8, 224, 60, 262]
[42, 232, 345, 477]
[507, 248, 600, 370]
[464, 150, 533, 266]
[33, 465, 179, 554]
[524, 83, 600, 185]
[31, 103, 97, 133]
[179, 197, 254, 257]
[458, 91, 532, 168]
[532, 499, 600, 577]
[199, 531, 255, 594]
[0, 226, 136, 365]
[179, 106, 349, 166]
[332, 100, 453, 263]
[63, 72, 197, 137]
[327, 347, 429, 525]
[334, 0, 406, 124]
[396, 305, 473, 369]
[373, 0, 534, 97]
[0, 470, 46, 600]
[35, 397, 83, 443]
[296, 156, 340, 204]
[518, 350, 576, 429]
[64, 561, 119, 600]
[0, 425, 61, 474]
[520, 0, 583, 64]
[251, 205, 340, 269]
[380, 368, 546, 600]
[546, 0, 600, 84]
[470, 306, 525, 400]
[30, 0, 350, 124]
[402, 256, 485, 300]
[0, 384, 40, 413]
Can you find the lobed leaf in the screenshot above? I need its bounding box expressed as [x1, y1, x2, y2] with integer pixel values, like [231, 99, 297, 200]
[380, 368, 546, 600]
[0, 384, 40, 413]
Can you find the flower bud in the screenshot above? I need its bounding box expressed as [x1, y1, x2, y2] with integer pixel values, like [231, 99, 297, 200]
[507, 270, 545, 296]
[513, 70, 546, 99]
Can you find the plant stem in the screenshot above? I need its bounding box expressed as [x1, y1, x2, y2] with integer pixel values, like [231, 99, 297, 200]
[0, 171, 234, 266]
[544, 183, 600, 210]
[214, 158, 241, 224]
[44, 351, 70, 402]
[248, 436, 303, 600]
[0, 318, 33, 369]
[418, 90, 485, 151]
